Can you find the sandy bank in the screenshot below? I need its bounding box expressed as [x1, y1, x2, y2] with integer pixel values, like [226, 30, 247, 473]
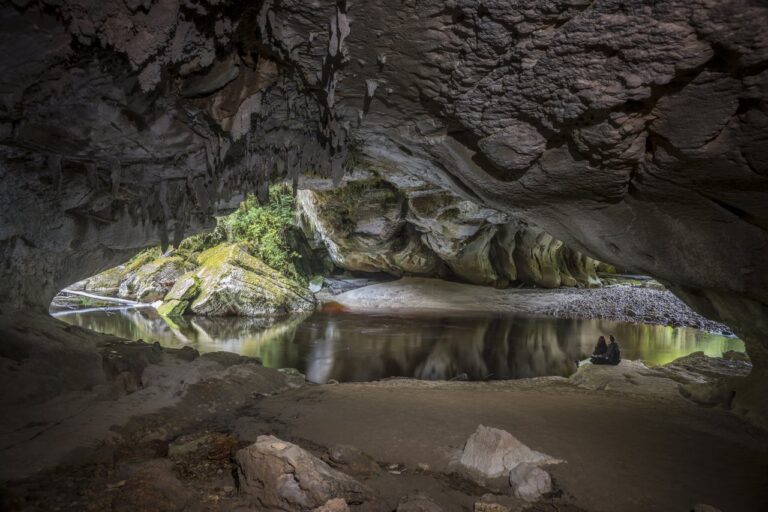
[329, 277, 731, 333]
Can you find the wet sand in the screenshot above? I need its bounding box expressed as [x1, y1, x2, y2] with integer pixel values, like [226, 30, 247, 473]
[255, 378, 768, 512]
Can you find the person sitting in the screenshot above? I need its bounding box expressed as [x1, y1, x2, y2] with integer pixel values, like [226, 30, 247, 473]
[605, 335, 621, 365]
[589, 336, 609, 364]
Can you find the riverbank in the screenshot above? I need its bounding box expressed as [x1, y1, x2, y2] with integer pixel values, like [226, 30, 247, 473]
[328, 278, 732, 334]
[1, 313, 763, 512]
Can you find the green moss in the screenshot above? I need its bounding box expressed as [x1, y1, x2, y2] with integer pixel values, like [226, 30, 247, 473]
[157, 299, 189, 317]
[164, 273, 200, 302]
[124, 247, 162, 274]
[189, 243, 314, 316]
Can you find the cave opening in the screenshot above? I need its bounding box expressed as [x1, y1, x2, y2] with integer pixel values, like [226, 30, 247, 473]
[2, 0, 768, 511]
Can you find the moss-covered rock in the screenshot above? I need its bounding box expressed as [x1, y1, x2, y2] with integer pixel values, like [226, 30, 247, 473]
[157, 299, 189, 317]
[187, 244, 315, 316]
[165, 273, 200, 301]
[82, 265, 125, 296]
[120, 256, 195, 303]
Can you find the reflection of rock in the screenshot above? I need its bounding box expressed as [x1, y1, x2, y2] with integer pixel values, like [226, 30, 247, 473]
[298, 178, 601, 289]
[459, 425, 561, 481]
[236, 435, 372, 510]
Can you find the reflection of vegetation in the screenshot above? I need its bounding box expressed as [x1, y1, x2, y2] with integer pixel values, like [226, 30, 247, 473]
[76, 297, 97, 307]
[59, 308, 745, 384]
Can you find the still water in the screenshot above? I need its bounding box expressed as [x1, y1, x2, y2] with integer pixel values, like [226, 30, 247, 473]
[55, 307, 744, 384]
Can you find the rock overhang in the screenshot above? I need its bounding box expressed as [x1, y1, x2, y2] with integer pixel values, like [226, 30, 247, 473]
[0, 0, 766, 385]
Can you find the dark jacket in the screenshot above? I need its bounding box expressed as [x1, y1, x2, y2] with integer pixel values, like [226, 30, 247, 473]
[593, 340, 607, 356]
[606, 341, 621, 365]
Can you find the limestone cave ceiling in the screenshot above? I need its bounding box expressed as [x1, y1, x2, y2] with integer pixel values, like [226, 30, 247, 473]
[0, 0, 767, 362]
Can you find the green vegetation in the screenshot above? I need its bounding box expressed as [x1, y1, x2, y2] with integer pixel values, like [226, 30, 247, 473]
[179, 185, 305, 284]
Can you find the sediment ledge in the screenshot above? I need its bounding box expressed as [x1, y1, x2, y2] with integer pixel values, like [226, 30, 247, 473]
[329, 278, 732, 334]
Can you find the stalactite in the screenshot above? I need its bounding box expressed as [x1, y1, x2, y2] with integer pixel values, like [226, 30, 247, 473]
[110, 160, 121, 196]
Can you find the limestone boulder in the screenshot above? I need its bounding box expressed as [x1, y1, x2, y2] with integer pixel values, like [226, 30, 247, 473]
[235, 435, 373, 510]
[188, 244, 315, 316]
[120, 255, 194, 303]
[81, 265, 124, 296]
[458, 425, 561, 481]
[508, 462, 552, 502]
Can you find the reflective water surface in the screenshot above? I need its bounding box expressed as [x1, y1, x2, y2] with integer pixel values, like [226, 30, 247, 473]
[56, 308, 744, 383]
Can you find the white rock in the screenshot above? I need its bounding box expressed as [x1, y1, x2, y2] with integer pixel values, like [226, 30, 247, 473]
[509, 462, 552, 502]
[459, 425, 561, 480]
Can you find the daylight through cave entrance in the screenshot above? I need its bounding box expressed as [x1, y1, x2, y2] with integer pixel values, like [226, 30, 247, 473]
[2, 0, 767, 510]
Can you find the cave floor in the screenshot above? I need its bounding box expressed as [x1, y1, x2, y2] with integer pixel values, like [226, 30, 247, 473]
[1, 313, 766, 512]
[253, 379, 768, 512]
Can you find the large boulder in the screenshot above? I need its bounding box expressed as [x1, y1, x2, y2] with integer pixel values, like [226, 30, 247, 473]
[235, 435, 372, 510]
[162, 244, 315, 317]
[458, 425, 561, 481]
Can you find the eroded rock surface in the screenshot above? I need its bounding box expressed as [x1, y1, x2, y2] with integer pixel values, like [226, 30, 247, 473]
[235, 435, 373, 510]
[298, 175, 601, 288]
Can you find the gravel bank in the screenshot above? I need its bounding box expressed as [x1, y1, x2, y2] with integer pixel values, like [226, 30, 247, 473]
[541, 286, 733, 335]
[329, 278, 733, 335]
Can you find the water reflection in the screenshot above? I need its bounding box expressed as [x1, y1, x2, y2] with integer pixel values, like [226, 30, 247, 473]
[56, 308, 744, 383]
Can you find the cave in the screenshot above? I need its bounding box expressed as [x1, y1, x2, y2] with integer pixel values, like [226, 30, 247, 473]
[1, 1, 767, 511]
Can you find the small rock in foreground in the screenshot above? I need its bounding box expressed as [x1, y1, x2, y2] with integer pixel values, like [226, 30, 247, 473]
[508, 462, 552, 502]
[313, 498, 351, 512]
[397, 494, 444, 512]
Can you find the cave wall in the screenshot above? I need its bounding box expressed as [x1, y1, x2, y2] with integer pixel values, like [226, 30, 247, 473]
[296, 173, 601, 288]
[0, 0, 766, 381]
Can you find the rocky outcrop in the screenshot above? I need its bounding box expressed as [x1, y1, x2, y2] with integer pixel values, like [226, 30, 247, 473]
[74, 242, 315, 317]
[161, 244, 315, 317]
[119, 255, 194, 303]
[0, 1, 766, 423]
[298, 176, 601, 288]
